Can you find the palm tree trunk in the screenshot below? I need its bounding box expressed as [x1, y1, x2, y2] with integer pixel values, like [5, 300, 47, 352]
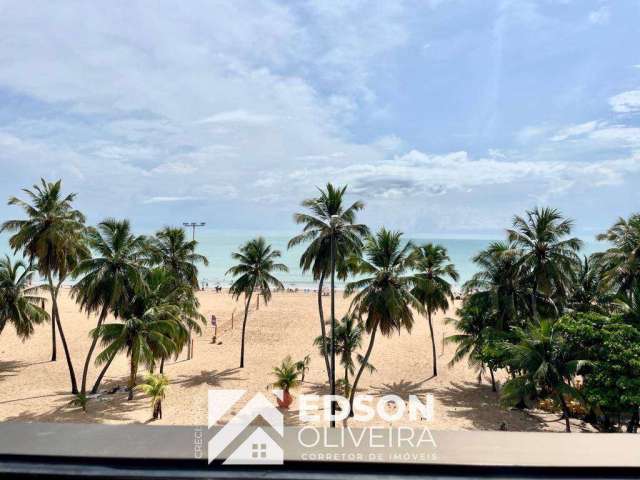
[49, 277, 78, 394]
[239, 289, 254, 368]
[427, 309, 437, 377]
[128, 353, 137, 400]
[348, 322, 379, 415]
[489, 368, 497, 392]
[81, 305, 109, 394]
[558, 394, 571, 432]
[330, 232, 337, 427]
[91, 351, 116, 394]
[50, 306, 57, 362]
[344, 366, 349, 397]
[316, 272, 332, 385]
[531, 276, 539, 320]
[159, 357, 165, 374]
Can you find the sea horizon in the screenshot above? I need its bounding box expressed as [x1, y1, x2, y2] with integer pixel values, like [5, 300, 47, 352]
[1, 229, 605, 289]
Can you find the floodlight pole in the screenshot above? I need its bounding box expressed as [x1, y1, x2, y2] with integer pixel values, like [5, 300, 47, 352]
[183, 222, 206, 242]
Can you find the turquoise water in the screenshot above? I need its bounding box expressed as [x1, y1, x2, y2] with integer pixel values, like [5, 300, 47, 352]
[0, 230, 603, 288]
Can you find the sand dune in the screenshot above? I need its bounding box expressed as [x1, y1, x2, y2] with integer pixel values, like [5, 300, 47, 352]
[0, 289, 592, 432]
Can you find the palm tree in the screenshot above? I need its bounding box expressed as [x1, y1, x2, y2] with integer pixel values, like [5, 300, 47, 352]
[89, 267, 201, 394]
[288, 183, 368, 386]
[295, 355, 311, 382]
[446, 296, 499, 391]
[1, 178, 89, 393]
[148, 227, 208, 360]
[148, 227, 209, 288]
[272, 356, 301, 409]
[141, 267, 205, 373]
[614, 283, 640, 326]
[345, 228, 423, 412]
[72, 219, 147, 394]
[501, 320, 586, 432]
[595, 213, 640, 296]
[138, 374, 169, 420]
[314, 314, 375, 396]
[227, 237, 288, 368]
[411, 243, 459, 377]
[0, 256, 48, 339]
[93, 306, 177, 400]
[465, 241, 528, 329]
[568, 255, 614, 315]
[507, 207, 582, 320]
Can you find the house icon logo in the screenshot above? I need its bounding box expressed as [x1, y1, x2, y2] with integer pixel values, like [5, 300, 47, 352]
[208, 389, 284, 465]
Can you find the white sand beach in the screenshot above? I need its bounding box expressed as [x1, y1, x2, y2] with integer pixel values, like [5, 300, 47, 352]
[0, 289, 593, 432]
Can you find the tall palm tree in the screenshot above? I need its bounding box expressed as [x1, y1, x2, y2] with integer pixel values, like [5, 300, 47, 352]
[594, 213, 640, 296]
[345, 229, 423, 411]
[148, 227, 209, 288]
[501, 320, 586, 432]
[227, 237, 288, 368]
[72, 219, 147, 394]
[567, 255, 614, 315]
[465, 241, 528, 329]
[140, 267, 205, 373]
[90, 266, 204, 393]
[93, 306, 177, 400]
[507, 207, 582, 320]
[148, 227, 208, 359]
[288, 183, 368, 386]
[446, 296, 499, 391]
[411, 243, 459, 377]
[1, 178, 89, 393]
[314, 314, 375, 396]
[0, 256, 48, 339]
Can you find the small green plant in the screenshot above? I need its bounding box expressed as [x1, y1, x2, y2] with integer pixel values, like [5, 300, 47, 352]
[69, 393, 88, 413]
[273, 356, 301, 391]
[295, 355, 311, 382]
[138, 374, 169, 420]
[272, 356, 301, 409]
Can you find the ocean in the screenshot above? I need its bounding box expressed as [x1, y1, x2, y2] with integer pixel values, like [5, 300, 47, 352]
[0, 230, 603, 289]
[182, 230, 603, 289]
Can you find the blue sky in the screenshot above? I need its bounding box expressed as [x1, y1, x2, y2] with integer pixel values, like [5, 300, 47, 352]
[0, 0, 639, 237]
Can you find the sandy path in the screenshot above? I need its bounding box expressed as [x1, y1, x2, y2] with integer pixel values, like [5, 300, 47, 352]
[0, 290, 591, 432]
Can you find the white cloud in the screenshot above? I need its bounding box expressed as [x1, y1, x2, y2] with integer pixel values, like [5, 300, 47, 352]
[150, 162, 199, 175]
[516, 125, 549, 143]
[0, 0, 638, 234]
[284, 149, 640, 201]
[588, 6, 610, 25]
[197, 110, 278, 125]
[551, 121, 599, 141]
[609, 90, 640, 113]
[588, 125, 640, 146]
[143, 196, 200, 204]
